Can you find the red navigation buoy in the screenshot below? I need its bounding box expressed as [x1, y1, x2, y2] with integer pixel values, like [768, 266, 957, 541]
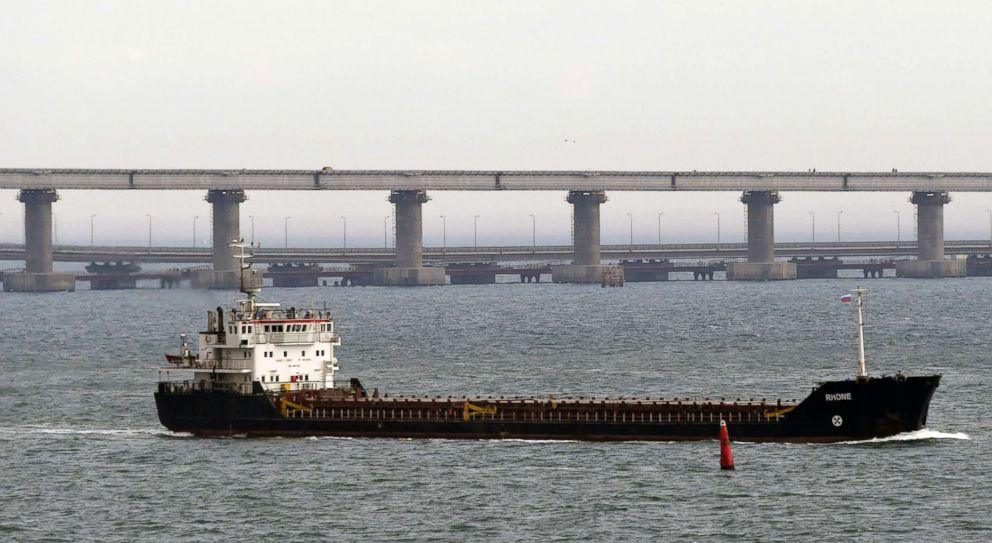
[720, 420, 735, 470]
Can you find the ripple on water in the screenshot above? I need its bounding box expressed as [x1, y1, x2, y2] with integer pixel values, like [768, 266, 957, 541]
[0, 280, 990, 542]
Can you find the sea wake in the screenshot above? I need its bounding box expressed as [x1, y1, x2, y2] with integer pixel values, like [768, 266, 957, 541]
[835, 428, 970, 445]
[0, 426, 192, 438]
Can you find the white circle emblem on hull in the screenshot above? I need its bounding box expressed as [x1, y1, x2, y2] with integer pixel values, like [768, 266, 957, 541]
[832, 415, 843, 427]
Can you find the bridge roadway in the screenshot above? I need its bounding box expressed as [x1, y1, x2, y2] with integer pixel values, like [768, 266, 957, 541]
[3, 169, 992, 191]
[1, 241, 988, 265]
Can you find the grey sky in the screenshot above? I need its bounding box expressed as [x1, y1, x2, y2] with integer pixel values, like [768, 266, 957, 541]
[2, 1, 992, 247]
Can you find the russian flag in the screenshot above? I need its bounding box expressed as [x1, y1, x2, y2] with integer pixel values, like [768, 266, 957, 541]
[840, 294, 853, 303]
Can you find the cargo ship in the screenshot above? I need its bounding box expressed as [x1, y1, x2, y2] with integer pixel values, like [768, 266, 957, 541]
[155, 244, 940, 442]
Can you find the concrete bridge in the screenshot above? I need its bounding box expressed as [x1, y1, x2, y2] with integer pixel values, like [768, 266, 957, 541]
[3, 168, 989, 290]
[0, 240, 989, 264]
[8, 255, 992, 290]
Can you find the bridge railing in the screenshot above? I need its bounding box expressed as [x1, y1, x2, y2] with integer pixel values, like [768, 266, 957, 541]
[7, 239, 992, 256]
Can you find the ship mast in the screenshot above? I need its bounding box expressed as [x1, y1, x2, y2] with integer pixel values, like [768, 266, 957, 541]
[854, 286, 868, 379]
[232, 240, 260, 314]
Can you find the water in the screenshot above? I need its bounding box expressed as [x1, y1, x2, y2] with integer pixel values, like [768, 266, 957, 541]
[1, 279, 989, 542]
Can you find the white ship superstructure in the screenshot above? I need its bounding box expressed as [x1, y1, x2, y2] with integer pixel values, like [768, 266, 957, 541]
[164, 243, 341, 394]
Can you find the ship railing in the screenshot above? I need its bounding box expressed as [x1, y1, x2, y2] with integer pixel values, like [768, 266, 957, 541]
[158, 380, 253, 394]
[278, 402, 792, 424]
[172, 357, 254, 371]
[251, 331, 338, 344]
[266, 332, 315, 344]
[242, 309, 331, 321]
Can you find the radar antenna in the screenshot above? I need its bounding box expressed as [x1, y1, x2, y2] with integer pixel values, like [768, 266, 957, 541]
[231, 239, 262, 312]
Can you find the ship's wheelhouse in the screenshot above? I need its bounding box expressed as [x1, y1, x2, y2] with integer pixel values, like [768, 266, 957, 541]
[162, 243, 342, 395]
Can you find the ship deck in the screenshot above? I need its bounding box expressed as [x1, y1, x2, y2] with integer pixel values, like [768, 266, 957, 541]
[279, 393, 802, 425]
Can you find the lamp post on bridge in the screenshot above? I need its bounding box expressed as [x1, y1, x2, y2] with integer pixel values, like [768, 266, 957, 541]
[284, 216, 291, 248]
[440, 215, 446, 254]
[146, 214, 152, 248]
[809, 211, 816, 248]
[90, 214, 97, 246]
[340, 216, 347, 249]
[627, 212, 634, 247]
[657, 212, 663, 244]
[836, 210, 843, 242]
[713, 212, 720, 249]
[893, 210, 901, 248]
[987, 209, 991, 249]
[384, 216, 390, 248]
[474, 214, 480, 248]
[529, 214, 536, 249]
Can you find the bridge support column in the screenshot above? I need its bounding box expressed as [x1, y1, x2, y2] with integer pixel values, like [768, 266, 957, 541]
[373, 190, 445, 286]
[896, 191, 966, 278]
[191, 189, 246, 289]
[4, 189, 75, 292]
[726, 190, 796, 281]
[552, 190, 607, 283]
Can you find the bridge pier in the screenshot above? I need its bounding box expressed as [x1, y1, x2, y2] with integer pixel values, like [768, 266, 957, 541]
[191, 189, 246, 289]
[552, 190, 607, 283]
[896, 191, 966, 278]
[4, 189, 75, 292]
[726, 190, 796, 281]
[373, 190, 445, 286]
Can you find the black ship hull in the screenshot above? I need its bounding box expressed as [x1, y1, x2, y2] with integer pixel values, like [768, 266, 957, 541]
[155, 375, 940, 443]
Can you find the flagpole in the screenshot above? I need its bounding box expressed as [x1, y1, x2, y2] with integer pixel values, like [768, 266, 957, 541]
[855, 286, 867, 379]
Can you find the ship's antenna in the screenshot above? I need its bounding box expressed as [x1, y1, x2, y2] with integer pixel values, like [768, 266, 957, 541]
[231, 239, 261, 310]
[854, 286, 868, 379]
